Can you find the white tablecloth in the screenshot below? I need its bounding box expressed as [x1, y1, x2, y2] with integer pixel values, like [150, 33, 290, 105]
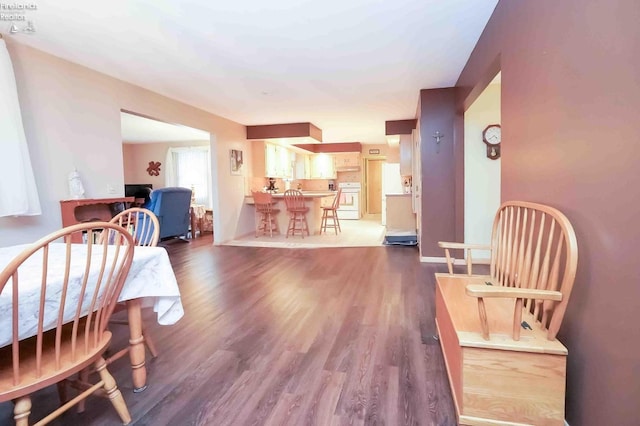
[0, 243, 184, 347]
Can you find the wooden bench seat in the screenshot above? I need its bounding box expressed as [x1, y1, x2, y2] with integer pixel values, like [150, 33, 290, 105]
[435, 201, 578, 425]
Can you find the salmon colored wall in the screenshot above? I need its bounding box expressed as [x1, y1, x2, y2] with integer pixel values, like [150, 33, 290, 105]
[455, 1, 640, 424]
[0, 40, 252, 245]
[123, 141, 209, 188]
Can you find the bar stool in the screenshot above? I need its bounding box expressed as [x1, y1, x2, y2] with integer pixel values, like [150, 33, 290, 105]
[252, 191, 280, 237]
[320, 188, 342, 235]
[283, 189, 310, 238]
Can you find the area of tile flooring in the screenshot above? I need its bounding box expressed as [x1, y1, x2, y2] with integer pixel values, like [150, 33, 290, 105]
[223, 217, 385, 248]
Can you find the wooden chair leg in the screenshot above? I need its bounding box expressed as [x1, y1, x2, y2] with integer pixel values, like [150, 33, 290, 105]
[255, 211, 263, 237]
[320, 210, 327, 234]
[270, 214, 278, 236]
[286, 214, 293, 238]
[332, 211, 339, 235]
[304, 214, 310, 236]
[142, 324, 159, 359]
[77, 368, 90, 413]
[335, 212, 341, 232]
[299, 214, 304, 239]
[57, 380, 68, 405]
[95, 358, 132, 425]
[13, 396, 31, 426]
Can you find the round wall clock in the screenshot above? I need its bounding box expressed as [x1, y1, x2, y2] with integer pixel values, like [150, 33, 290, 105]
[482, 124, 501, 160]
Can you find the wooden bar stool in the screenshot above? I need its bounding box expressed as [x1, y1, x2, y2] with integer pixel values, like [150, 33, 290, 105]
[252, 191, 280, 237]
[320, 188, 342, 235]
[283, 189, 310, 238]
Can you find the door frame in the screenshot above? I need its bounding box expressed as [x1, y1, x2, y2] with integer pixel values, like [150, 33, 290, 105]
[363, 156, 385, 215]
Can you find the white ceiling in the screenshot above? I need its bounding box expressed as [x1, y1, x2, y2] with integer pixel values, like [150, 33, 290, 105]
[7, 0, 498, 143]
[121, 112, 209, 143]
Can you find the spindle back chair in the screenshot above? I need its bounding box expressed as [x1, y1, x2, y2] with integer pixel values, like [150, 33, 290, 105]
[0, 223, 134, 425]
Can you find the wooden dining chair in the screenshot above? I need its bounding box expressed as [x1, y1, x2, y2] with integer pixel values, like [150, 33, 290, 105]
[283, 189, 310, 238]
[252, 191, 280, 237]
[320, 188, 342, 235]
[109, 207, 159, 247]
[0, 223, 135, 426]
[104, 208, 160, 364]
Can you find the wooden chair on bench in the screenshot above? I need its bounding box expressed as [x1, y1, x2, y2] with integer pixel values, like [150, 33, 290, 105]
[435, 201, 578, 425]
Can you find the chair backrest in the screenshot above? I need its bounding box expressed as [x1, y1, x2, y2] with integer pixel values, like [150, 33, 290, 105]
[283, 189, 305, 211]
[252, 191, 276, 213]
[0, 223, 134, 386]
[109, 207, 159, 247]
[331, 188, 342, 210]
[144, 187, 192, 239]
[489, 201, 578, 340]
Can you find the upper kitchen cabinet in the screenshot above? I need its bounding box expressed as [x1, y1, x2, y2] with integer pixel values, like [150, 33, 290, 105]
[253, 141, 295, 178]
[310, 153, 336, 179]
[399, 134, 412, 176]
[295, 153, 311, 179]
[334, 152, 361, 172]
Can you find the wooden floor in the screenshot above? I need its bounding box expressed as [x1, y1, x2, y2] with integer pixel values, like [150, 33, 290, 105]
[0, 235, 456, 425]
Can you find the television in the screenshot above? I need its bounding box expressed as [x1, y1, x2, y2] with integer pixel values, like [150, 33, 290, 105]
[124, 183, 153, 199]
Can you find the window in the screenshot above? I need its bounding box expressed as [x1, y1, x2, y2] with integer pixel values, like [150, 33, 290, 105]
[165, 146, 211, 207]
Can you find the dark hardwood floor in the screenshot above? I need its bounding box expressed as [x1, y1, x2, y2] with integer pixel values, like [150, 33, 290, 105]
[0, 236, 457, 425]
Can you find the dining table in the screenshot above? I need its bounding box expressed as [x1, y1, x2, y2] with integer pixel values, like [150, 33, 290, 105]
[0, 242, 184, 392]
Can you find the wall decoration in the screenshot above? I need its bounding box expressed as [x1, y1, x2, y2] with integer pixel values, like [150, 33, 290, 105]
[369, 149, 380, 155]
[68, 169, 86, 199]
[146, 161, 161, 176]
[230, 149, 243, 175]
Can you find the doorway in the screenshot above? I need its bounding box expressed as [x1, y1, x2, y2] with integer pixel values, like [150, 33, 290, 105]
[365, 158, 384, 216]
[120, 110, 215, 238]
[463, 72, 501, 260]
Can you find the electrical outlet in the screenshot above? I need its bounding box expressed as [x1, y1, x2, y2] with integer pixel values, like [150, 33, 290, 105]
[107, 184, 115, 194]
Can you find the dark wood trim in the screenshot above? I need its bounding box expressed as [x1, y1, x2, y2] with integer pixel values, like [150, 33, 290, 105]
[246, 122, 323, 142]
[385, 119, 417, 135]
[293, 142, 361, 153]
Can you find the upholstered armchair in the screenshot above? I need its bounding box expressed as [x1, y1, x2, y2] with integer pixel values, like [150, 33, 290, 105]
[143, 187, 192, 240]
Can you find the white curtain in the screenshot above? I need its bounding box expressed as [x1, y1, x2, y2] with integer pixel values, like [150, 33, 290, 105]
[0, 39, 41, 216]
[165, 146, 211, 207]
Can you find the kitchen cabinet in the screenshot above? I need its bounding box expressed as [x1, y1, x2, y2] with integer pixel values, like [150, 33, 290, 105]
[310, 153, 336, 179]
[295, 153, 311, 179]
[255, 142, 294, 178]
[265, 143, 278, 177]
[334, 152, 361, 171]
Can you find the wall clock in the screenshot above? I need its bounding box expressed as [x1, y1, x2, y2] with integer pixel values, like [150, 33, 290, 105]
[482, 124, 501, 160]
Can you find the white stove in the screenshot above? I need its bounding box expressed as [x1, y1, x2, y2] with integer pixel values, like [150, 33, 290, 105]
[337, 182, 361, 220]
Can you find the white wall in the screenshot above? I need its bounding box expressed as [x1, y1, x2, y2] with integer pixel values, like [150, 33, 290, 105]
[464, 82, 501, 258]
[0, 39, 253, 246]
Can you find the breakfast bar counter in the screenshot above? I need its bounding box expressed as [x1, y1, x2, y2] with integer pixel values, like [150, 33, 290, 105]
[245, 191, 336, 235]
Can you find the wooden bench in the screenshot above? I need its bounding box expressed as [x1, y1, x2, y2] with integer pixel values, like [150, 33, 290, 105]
[436, 201, 578, 425]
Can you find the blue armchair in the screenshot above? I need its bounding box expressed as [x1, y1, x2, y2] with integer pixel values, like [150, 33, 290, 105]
[143, 187, 192, 240]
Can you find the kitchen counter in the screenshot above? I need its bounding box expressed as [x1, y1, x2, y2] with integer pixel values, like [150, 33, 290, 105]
[246, 191, 336, 235]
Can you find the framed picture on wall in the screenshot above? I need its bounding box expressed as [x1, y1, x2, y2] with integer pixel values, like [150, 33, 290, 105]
[230, 149, 243, 175]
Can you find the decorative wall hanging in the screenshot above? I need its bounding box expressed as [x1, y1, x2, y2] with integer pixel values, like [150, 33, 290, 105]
[230, 149, 243, 175]
[147, 161, 161, 176]
[433, 131, 444, 153]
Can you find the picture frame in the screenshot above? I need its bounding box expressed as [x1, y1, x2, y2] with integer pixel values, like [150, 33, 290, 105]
[230, 149, 243, 175]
